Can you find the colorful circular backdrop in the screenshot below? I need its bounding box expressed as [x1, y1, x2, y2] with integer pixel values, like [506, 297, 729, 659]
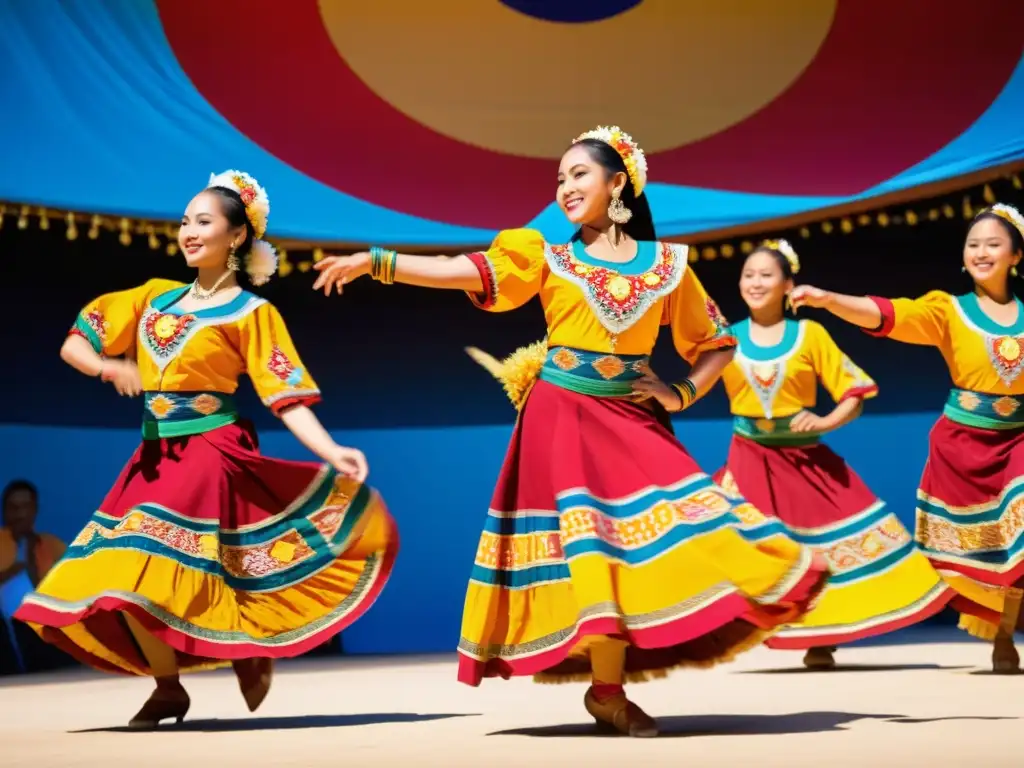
[3, 0, 1021, 246]
[156, 0, 1022, 230]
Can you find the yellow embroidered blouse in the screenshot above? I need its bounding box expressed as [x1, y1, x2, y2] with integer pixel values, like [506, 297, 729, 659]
[722, 318, 878, 420]
[868, 291, 1024, 395]
[463, 228, 734, 361]
[69, 278, 321, 415]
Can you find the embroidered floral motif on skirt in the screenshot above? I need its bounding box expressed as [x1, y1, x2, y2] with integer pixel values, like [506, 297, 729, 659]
[714, 436, 954, 648]
[457, 380, 829, 686]
[912, 417, 1024, 638]
[15, 420, 399, 675]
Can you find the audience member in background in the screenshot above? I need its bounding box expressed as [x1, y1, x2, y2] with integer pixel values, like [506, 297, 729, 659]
[713, 241, 954, 669]
[14, 171, 399, 729]
[790, 203, 1024, 673]
[0, 480, 71, 674]
[312, 126, 829, 737]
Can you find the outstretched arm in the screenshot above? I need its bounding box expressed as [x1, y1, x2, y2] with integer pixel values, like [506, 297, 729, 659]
[280, 405, 368, 482]
[789, 286, 882, 329]
[242, 303, 368, 482]
[313, 251, 484, 295]
[312, 229, 547, 312]
[791, 286, 949, 347]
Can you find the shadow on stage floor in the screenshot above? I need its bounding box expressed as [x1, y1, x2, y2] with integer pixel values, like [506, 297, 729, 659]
[489, 710, 1018, 739]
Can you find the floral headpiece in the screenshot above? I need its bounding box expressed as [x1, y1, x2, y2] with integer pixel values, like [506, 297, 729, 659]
[206, 169, 278, 286]
[573, 125, 648, 197]
[208, 170, 270, 238]
[761, 239, 800, 276]
[985, 203, 1024, 241]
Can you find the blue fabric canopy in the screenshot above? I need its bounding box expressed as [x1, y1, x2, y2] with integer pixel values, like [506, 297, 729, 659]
[2, 0, 1022, 247]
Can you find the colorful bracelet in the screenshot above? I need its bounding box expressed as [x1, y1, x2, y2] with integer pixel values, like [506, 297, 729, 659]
[670, 378, 697, 412]
[369, 246, 397, 284]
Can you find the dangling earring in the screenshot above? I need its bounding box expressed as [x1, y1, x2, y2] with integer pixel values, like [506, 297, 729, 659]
[226, 244, 240, 272]
[1013, 266, 1019, 278]
[608, 190, 632, 225]
[785, 293, 794, 312]
[961, 266, 967, 273]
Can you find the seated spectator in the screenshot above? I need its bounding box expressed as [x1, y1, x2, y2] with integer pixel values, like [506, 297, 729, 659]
[0, 480, 74, 674]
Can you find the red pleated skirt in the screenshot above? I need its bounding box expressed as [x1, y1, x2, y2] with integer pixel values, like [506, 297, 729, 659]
[714, 435, 953, 648]
[458, 380, 829, 686]
[916, 416, 1024, 632]
[15, 420, 399, 675]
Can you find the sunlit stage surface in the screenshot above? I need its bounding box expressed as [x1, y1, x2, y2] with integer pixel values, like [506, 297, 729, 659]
[2, 627, 1021, 767]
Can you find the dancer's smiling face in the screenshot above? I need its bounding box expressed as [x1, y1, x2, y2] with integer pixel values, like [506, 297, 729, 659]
[740, 249, 793, 315]
[963, 215, 1022, 290]
[556, 143, 628, 228]
[178, 190, 247, 270]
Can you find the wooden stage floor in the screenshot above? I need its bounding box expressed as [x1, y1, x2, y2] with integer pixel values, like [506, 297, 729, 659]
[1, 627, 1020, 767]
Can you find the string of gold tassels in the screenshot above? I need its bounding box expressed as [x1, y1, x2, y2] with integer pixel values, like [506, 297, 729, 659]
[2, 171, 1021, 273]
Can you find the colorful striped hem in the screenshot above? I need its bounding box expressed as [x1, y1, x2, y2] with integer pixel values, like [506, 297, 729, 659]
[916, 479, 1024, 582]
[470, 473, 793, 589]
[16, 509, 398, 661]
[765, 582, 956, 649]
[922, 552, 1024, 586]
[58, 470, 374, 594]
[775, 502, 918, 586]
[457, 550, 826, 686]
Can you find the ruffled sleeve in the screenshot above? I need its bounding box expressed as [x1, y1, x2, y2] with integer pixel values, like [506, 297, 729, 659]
[239, 303, 322, 416]
[807, 321, 879, 403]
[68, 279, 168, 357]
[462, 228, 546, 312]
[664, 266, 737, 364]
[864, 290, 950, 347]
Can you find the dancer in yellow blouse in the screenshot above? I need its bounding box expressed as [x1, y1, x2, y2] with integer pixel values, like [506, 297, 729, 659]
[790, 203, 1024, 672]
[15, 171, 399, 725]
[313, 127, 828, 736]
[715, 241, 953, 669]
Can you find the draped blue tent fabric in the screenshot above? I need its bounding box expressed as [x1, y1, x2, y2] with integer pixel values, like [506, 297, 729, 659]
[1, 0, 1023, 247]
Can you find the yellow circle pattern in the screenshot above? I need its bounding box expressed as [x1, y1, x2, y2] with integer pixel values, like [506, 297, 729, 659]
[318, 0, 836, 158]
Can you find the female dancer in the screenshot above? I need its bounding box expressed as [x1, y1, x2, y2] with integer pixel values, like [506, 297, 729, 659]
[714, 240, 953, 669]
[14, 171, 399, 725]
[313, 127, 828, 736]
[789, 203, 1024, 673]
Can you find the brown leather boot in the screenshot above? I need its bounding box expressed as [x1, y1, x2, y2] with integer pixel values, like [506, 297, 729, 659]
[128, 677, 190, 730]
[992, 632, 1020, 674]
[803, 646, 837, 670]
[233, 658, 274, 711]
[583, 686, 658, 737]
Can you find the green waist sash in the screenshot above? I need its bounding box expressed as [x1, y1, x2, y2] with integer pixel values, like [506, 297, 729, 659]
[733, 415, 822, 446]
[142, 391, 239, 439]
[943, 388, 1024, 430]
[539, 346, 648, 397]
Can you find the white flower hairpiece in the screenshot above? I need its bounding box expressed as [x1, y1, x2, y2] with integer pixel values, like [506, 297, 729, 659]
[207, 169, 270, 239]
[573, 125, 648, 197]
[761, 238, 800, 275]
[988, 203, 1024, 241]
[245, 239, 278, 286]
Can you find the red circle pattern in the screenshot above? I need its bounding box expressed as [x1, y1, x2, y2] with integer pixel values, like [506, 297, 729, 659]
[157, 0, 1024, 229]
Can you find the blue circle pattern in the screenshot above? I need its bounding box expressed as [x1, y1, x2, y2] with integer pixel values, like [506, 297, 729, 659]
[498, 0, 642, 23]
